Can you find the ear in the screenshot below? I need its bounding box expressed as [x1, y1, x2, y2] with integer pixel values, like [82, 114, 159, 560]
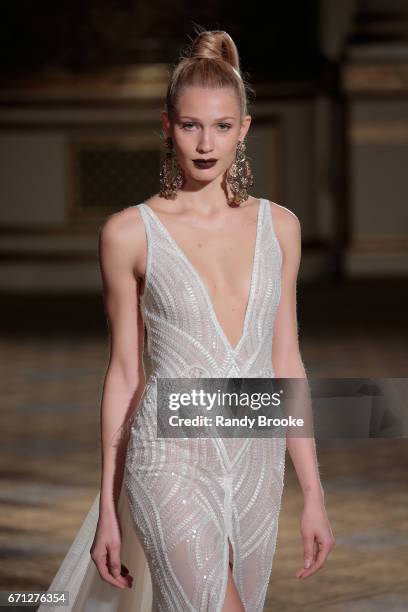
[161, 111, 171, 139]
[239, 115, 252, 141]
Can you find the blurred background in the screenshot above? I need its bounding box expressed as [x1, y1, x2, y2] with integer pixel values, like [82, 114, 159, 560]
[0, 0, 407, 610]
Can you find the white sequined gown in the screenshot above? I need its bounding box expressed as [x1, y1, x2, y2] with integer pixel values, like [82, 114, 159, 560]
[39, 197, 286, 612]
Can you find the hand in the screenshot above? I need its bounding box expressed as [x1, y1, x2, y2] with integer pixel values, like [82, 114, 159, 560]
[90, 512, 133, 589]
[295, 496, 335, 580]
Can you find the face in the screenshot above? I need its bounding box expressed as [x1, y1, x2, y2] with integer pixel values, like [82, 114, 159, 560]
[161, 86, 251, 186]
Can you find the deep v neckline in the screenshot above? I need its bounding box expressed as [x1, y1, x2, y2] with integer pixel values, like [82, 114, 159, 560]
[141, 198, 265, 355]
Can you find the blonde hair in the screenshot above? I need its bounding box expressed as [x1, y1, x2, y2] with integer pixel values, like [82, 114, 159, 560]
[165, 26, 255, 123]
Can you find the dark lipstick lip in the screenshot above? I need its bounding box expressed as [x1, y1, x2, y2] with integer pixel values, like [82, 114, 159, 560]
[193, 159, 217, 163]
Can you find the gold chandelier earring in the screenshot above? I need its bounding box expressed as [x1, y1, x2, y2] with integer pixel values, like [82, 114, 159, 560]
[159, 136, 185, 199]
[226, 139, 254, 207]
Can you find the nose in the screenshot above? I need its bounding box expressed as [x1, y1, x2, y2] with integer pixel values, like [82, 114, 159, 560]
[197, 128, 214, 154]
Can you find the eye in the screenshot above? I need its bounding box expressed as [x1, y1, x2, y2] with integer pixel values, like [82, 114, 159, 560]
[180, 122, 232, 131]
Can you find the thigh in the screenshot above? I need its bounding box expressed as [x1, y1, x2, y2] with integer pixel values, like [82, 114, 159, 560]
[125, 460, 229, 611]
[230, 438, 286, 610]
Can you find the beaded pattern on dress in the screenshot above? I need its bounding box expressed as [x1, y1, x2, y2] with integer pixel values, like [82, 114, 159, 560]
[125, 198, 286, 612]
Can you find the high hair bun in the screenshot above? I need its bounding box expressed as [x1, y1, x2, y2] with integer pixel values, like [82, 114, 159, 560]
[188, 29, 241, 75]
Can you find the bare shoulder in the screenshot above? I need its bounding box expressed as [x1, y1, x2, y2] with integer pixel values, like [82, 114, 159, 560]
[99, 204, 146, 243]
[98, 204, 147, 275]
[268, 200, 300, 233]
[267, 200, 301, 263]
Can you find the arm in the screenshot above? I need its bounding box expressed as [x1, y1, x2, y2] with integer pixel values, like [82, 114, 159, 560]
[271, 203, 335, 579]
[90, 207, 146, 589]
[98, 210, 146, 517]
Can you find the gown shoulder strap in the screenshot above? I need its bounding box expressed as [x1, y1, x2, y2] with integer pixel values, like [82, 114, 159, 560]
[262, 198, 283, 264]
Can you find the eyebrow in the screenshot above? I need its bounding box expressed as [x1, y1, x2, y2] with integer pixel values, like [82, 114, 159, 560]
[178, 116, 236, 121]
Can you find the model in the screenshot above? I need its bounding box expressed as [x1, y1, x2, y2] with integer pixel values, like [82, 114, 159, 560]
[39, 27, 335, 612]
